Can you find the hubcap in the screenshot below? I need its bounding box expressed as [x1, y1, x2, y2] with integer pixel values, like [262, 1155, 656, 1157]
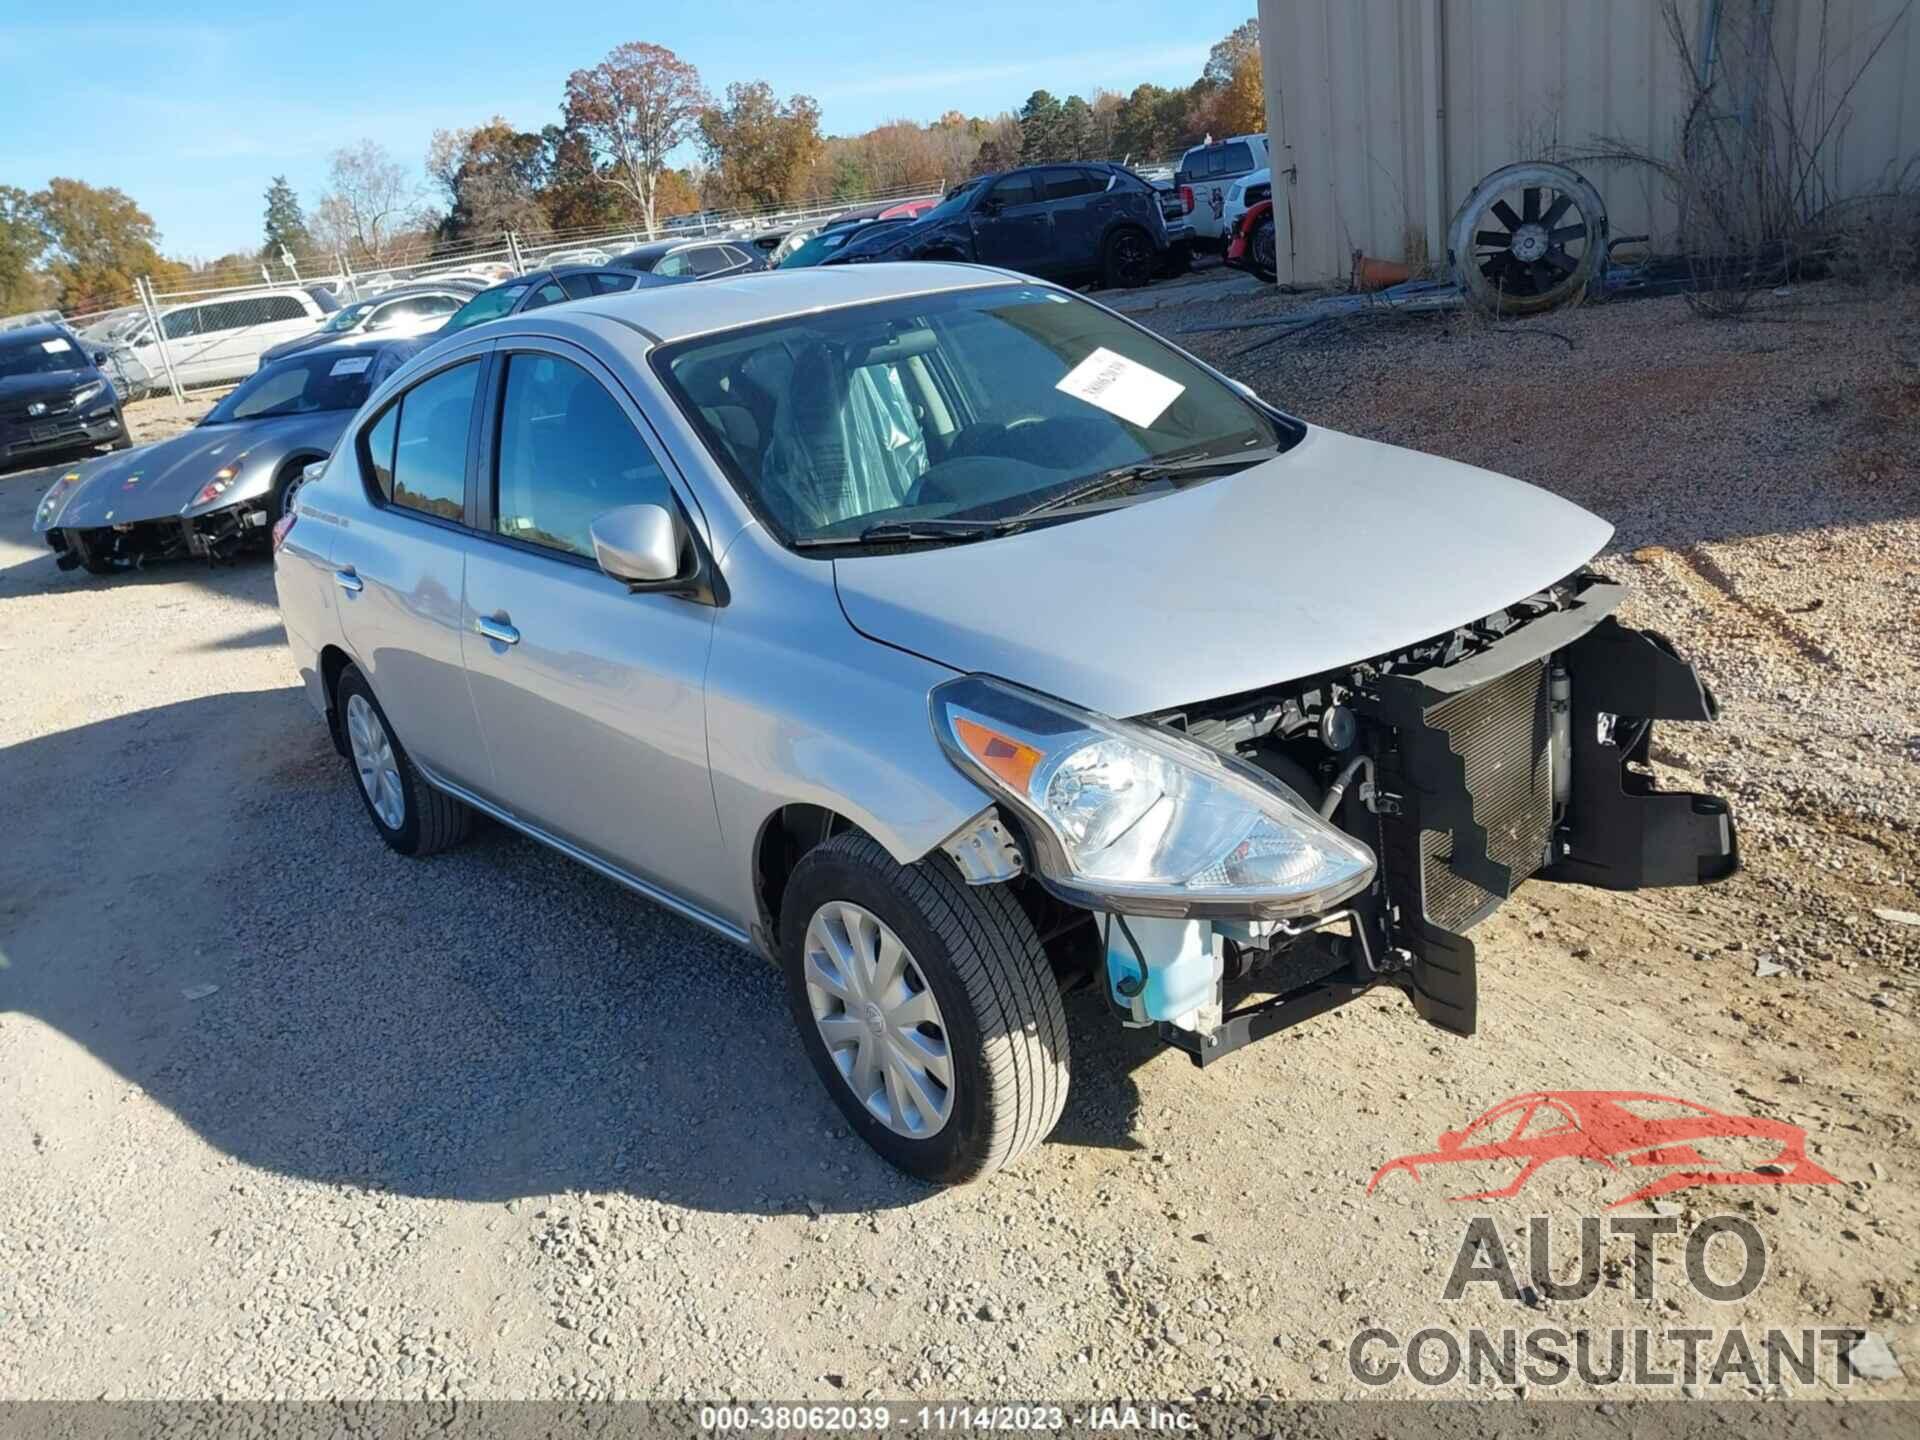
[803, 902, 954, 1138]
[345, 692, 405, 831]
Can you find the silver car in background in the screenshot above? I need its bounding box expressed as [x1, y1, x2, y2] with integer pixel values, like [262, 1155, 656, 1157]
[38, 336, 419, 571]
[273, 264, 1736, 1183]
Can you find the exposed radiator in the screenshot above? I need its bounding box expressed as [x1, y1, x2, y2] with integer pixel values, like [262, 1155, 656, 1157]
[1416, 660, 1555, 931]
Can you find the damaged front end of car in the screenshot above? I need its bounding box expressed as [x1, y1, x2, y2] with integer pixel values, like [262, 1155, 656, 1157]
[39, 455, 279, 573]
[941, 571, 1737, 1066]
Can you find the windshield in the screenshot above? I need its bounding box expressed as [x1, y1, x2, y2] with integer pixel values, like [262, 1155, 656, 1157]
[657, 283, 1291, 547]
[620, 249, 666, 273]
[0, 334, 91, 380]
[201, 349, 388, 424]
[779, 224, 881, 269]
[440, 284, 529, 336]
[320, 300, 377, 334]
[921, 181, 982, 222]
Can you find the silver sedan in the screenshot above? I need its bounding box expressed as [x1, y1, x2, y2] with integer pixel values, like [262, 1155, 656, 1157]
[273, 264, 1736, 1182]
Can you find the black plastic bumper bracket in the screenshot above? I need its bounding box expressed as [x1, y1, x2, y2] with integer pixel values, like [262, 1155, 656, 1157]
[1541, 618, 1740, 890]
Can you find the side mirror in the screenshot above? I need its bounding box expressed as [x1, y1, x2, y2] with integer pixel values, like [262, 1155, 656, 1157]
[92, 348, 109, 366]
[590, 502, 686, 585]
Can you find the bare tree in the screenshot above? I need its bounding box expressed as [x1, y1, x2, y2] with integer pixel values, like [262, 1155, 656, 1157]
[312, 141, 429, 266]
[563, 42, 709, 238]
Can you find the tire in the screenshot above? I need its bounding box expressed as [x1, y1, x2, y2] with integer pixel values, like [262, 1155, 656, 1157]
[66, 529, 116, 576]
[780, 832, 1069, 1184]
[1101, 228, 1155, 289]
[334, 664, 474, 858]
[1249, 215, 1277, 280]
[109, 435, 133, 452]
[268, 460, 308, 527]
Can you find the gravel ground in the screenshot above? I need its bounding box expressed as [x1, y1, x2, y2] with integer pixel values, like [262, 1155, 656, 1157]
[0, 277, 1915, 1405]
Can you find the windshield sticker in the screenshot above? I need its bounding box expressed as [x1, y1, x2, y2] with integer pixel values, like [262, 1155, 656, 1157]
[1055, 347, 1184, 428]
[329, 356, 373, 376]
[42, 337, 73, 353]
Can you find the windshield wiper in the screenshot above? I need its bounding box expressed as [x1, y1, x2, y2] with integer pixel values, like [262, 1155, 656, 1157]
[1012, 446, 1280, 521]
[793, 517, 1025, 549]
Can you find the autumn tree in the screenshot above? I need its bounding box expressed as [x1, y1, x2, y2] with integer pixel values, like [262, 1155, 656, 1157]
[1203, 17, 1260, 87]
[536, 123, 629, 232]
[698, 81, 825, 210]
[311, 141, 429, 265]
[34, 178, 182, 312]
[0, 185, 52, 315]
[564, 42, 709, 238]
[261, 175, 311, 263]
[429, 118, 551, 240]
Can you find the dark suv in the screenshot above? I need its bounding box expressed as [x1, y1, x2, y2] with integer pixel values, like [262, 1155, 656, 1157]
[0, 324, 130, 473]
[825, 164, 1169, 287]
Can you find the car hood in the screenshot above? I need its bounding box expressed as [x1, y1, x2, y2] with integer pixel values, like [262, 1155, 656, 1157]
[0, 370, 99, 409]
[45, 409, 351, 529]
[832, 425, 1615, 717]
[829, 219, 928, 262]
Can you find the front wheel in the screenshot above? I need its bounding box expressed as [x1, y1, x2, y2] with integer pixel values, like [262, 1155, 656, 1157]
[780, 832, 1069, 1184]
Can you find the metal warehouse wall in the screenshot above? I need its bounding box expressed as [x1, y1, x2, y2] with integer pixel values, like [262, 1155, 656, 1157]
[1257, 0, 1920, 285]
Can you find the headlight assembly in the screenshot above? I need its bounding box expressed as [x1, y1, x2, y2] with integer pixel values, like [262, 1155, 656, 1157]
[70, 380, 107, 409]
[932, 675, 1376, 918]
[34, 471, 83, 531]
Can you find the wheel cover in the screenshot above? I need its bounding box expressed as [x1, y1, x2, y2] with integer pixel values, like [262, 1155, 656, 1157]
[803, 901, 954, 1138]
[345, 692, 405, 831]
[1113, 233, 1151, 284]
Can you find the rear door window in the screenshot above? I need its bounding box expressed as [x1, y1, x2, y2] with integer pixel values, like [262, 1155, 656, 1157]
[1215, 142, 1254, 175]
[1041, 168, 1103, 202]
[368, 361, 479, 520]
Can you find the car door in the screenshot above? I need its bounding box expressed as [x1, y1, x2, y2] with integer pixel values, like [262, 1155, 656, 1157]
[328, 353, 494, 792]
[1039, 167, 1108, 274]
[971, 171, 1053, 275]
[458, 341, 730, 914]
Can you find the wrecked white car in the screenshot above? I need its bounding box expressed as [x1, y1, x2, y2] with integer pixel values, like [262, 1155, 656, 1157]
[272, 264, 1737, 1183]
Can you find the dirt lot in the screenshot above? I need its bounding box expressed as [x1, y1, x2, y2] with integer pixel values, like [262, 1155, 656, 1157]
[0, 279, 1915, 1405]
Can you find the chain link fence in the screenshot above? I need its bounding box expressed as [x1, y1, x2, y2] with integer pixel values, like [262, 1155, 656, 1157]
[17, 164, 1189, 406]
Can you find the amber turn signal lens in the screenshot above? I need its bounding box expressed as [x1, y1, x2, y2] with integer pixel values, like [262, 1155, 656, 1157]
[951, 716, 1044, 794]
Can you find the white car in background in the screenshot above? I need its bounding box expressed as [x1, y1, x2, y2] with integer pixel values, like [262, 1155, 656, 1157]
[534, 248, 611, 268]
[117, 287, 329, 390]
[1221, 168, 1273, 239]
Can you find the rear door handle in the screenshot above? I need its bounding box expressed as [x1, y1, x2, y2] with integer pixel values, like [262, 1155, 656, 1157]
[333, 568, 363, 593]
[475, 615, 520, 646]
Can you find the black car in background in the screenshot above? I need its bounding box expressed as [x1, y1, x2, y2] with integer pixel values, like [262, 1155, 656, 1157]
[0, 324, 130, 473]
[608, 237, 767, 280]
[823, 164, 1169, 287]
[432, 266, 683, 342]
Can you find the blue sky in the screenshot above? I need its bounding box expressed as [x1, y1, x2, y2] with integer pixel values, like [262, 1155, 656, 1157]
[0, 2, 1254, 261]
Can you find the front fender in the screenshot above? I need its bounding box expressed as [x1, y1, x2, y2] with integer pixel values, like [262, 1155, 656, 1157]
[703, 534, 990, 930]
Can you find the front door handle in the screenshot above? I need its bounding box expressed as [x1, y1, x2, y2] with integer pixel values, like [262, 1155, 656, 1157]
[333, 568, 363, 593]
[475, 615, 520, 646]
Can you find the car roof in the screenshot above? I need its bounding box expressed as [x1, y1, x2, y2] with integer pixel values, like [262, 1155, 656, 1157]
[565, 261, 1011, 345]
[618, 240, 682, 260]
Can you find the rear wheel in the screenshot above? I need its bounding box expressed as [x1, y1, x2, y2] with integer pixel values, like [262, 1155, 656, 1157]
[1102, 228, 1155, 289]
[334, 664, 474, 857]
[780, 832, 1069, 1184]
